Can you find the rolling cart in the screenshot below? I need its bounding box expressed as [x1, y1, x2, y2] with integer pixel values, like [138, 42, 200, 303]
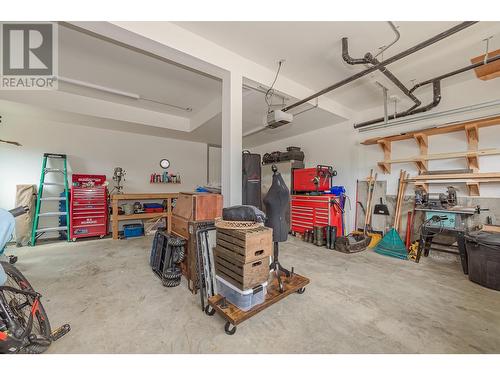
[205, 273, 309, 335]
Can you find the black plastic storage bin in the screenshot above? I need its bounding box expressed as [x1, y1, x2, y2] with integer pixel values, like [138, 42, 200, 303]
[465, 231, 500, 291]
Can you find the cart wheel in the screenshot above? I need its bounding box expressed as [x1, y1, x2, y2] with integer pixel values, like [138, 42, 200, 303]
[99, 235, 105, 239]
[296, 287, 306, 294]
[72, 238, 76, 242]
[204, 305, 216, 316]
[224, 322, 237, 335]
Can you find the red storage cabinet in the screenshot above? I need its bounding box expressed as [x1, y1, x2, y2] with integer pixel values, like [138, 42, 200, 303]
[291, 194, 342, 236]
[70, 174, 108, 241]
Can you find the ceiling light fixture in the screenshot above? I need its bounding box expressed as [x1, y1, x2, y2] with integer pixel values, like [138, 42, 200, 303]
[57, 76, 193, 112]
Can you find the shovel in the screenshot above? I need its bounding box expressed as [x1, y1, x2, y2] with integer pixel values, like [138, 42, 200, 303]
[373, 197, 390, 216]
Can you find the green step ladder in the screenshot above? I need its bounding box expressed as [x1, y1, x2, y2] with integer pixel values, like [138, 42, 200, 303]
[30, 153, 70, 246]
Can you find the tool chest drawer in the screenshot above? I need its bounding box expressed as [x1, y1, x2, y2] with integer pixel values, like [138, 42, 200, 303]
[70, 174, 108, 241]
[291, 194, 342, 236]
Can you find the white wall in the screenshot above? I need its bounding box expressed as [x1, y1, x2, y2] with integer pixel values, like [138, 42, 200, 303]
[251, 78, 500, 232]
[0, 116, 208, 210]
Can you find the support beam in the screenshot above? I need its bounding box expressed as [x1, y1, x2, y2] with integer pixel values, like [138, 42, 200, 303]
[221, 71, 243, 207]
[414, 133, 428, 173]
[465, 124, 479, 195]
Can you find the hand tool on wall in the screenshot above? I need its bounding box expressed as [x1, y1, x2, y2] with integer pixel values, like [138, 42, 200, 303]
[374, 197, 390, 216]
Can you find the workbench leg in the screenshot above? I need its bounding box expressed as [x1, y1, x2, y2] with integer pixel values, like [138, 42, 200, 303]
[112, 199, 119, 240]
[415, 234, 432, 263]
[457, 232, 468, 274]
[423, 234, 433, 257]
[167, 197, 172, 234]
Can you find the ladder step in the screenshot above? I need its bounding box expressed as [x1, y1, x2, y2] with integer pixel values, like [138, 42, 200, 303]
[35, 226, 68, 233]
[38, 212, 68, 217]
[44, 168, 64, 173]
[44, 153, 67, 159]
[42, 182, 65, 186]
[40, 197, 67, 201]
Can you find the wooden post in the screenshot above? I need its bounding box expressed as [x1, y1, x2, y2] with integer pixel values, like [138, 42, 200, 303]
[465, 124, 480, 195]
[112, 197, 119, 240]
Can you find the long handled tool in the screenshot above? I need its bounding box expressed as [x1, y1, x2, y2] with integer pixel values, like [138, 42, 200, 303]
[364, 170, 377, 234]
[374, 169, 410, 260]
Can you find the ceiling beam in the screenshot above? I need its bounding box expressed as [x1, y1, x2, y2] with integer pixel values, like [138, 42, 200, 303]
[0, 90, 190, 131]
[189, 97, 221, 131]
[106, 21, 354, 120]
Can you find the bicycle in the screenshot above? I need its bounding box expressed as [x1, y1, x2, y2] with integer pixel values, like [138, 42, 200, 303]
[0, 206, 70, 354]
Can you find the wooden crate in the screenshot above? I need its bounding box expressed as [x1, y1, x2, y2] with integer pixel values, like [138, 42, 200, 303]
[216, 227, 272, 264]
[172, 192, 223, 221]
[214, 249, 269, 290]
[171, 214, 189, 239]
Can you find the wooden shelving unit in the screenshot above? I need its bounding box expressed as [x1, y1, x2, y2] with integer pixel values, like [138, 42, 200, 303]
[111, 193, 178, 240]
[362, 115, 500, 196]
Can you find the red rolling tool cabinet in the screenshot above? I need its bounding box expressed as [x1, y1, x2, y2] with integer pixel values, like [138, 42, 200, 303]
[70, 174, 108, 241]
[291, 194, 343, 236]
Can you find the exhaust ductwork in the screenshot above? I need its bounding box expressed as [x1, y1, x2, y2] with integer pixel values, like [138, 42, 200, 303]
[281, 22, 477, 114]
[354, 54, 500, 128]
[341, 37, 422, 110]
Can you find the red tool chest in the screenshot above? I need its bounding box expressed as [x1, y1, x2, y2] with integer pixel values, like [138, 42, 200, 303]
[70, 174, 108, 241]
[291, 194, 342, 236]
[293, 165, 336, 193]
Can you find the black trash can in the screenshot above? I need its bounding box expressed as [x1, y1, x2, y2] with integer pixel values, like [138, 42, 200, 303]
[465, 231, 500, 291]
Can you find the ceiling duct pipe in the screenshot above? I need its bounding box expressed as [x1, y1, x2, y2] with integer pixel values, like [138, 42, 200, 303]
[341, 37, 422, 109]
[281, 21, 477, 113]
[354, 53, 500, 128]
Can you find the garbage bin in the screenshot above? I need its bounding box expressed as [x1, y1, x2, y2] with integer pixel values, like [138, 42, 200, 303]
[465, 231, 500, 291]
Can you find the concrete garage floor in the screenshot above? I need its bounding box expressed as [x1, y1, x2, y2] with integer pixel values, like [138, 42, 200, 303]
[7, 235, 500, 354]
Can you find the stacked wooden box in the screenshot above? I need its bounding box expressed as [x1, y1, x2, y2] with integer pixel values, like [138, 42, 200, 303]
[215, 226, 272, 290]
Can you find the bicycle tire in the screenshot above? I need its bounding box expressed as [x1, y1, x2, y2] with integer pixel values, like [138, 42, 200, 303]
[0, 261, 52, 354]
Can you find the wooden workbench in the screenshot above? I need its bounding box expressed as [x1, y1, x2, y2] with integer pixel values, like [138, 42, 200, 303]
[111, 193, 178, 240]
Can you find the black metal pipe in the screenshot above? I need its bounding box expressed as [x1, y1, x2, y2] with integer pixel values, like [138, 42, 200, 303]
[410, 53, 500, 93]
[282, 21, 477, 113]
[354, 54, 500, 128]
[354, 81, 441, 127]
[341, 37, 421, 108]
[364, 52, 422, 108]
[341, 37, 370, 65]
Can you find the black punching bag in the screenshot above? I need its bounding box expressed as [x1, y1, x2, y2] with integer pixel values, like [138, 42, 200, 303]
[242, 151, 262, 209]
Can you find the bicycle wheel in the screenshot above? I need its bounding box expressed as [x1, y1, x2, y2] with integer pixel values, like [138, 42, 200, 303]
[0, 261, 52, 354]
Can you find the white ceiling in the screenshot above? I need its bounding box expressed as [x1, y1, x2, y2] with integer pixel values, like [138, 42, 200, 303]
[3, 21, 500, 147]
[175, 21, 500, 110]
[58, 24, 221, 117]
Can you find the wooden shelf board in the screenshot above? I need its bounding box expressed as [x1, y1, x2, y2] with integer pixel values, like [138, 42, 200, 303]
[471, 49, 500, 81]
[361, 115, 500, 146]
[111, 193, 178, 201]
[408, 172, 500, 181]
[112, 212, 169, 221]
[380, 148, 500, 165]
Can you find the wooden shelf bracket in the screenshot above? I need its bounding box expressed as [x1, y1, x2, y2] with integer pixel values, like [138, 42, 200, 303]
[377, 139, 391, 174]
